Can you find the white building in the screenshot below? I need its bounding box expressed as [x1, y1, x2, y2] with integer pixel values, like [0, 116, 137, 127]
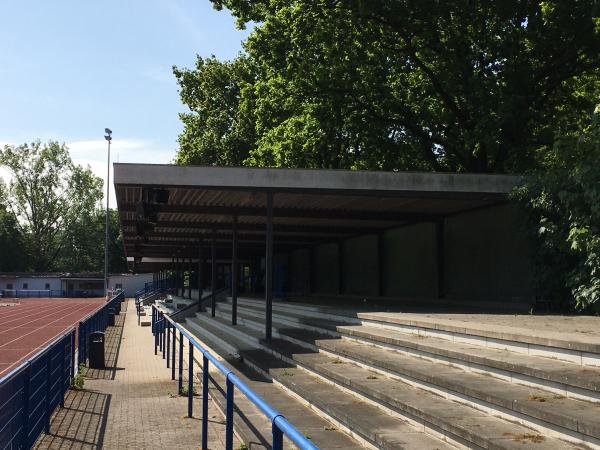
[0, 272, 152, 298]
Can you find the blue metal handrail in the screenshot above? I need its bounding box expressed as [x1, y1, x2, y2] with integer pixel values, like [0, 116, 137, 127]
[151, 305, 318, 450]
[0, 328, 76, 449]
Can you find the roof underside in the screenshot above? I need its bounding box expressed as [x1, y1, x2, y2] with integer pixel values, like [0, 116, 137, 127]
[114, 164, 522, 270]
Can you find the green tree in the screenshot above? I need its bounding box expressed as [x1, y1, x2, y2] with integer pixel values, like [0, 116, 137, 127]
[174, 55, 257, 166]
[176, 0, 600, 172]
[515, 107, 600, 312]
[0, 180, 28, 271]
[0, 141, 104, 271]
[55, 208, 128, 274]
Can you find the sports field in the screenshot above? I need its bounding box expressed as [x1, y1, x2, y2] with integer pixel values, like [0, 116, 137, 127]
[0, 297, 106, 377]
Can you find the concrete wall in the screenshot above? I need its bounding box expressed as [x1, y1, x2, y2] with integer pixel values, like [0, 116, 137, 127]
[289, 249, 310, 294]
[294, 203, 534, 305]
[383, 224, 438, 299]
[342, 236, 379, 296]
[109, 273, 153, 297]
[314, 243, 339, 294]
[444, 204, 533, 303]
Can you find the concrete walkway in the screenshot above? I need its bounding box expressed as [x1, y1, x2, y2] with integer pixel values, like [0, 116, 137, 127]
[34, 299, 232, 450]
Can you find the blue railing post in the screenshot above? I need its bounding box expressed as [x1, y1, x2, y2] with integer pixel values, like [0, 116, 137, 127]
[60, 338, 66, 407]
[162, 319, 166, 360]
[22, 362, 31, 447]
[272, 421, 284, 450]
[188, 343, 194, 418]
[70, 330, 75, 380]
[166, 322, 171, 368]
[44, 351, 51, 434]
[171, 326, 176, 380]
[225, 377, 234, 450]
[178, 330, 184, 393]
[202, 355, 209, 450]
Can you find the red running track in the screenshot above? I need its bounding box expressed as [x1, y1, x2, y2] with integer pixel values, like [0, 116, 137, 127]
[0, 297, 106, 377]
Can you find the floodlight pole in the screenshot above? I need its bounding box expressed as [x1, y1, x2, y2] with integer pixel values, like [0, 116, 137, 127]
[104, 128, 113, 298]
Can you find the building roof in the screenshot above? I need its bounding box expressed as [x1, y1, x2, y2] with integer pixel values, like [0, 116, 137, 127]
[114, 163, 523, 269]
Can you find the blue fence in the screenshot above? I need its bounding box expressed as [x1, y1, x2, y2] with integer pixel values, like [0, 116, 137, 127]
[152, 305, 318, 450]
[78, 291, 124, 365]
[1, 290, 104, 299]
[0, 329, 75, 449]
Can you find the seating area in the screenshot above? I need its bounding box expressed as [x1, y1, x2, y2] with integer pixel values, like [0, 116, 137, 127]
[175, 296, 600, 449]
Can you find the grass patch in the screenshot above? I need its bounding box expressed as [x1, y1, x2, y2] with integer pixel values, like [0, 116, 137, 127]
[71, 364, 86, 390]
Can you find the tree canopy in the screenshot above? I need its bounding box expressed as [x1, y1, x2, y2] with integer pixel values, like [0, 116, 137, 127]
[175, 0, 600, 173]
[0, 141, 127, 273]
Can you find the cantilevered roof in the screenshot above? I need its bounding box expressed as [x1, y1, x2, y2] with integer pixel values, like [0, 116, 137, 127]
[113, 163, 522, 266]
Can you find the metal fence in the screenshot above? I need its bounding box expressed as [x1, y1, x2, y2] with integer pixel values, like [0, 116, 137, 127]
[1, 290, 104, 299]
[0, 329, 75, 449]
[78, 291, 124, 365]
[0, 290, 124, 449]
[152, 305, 318, 450]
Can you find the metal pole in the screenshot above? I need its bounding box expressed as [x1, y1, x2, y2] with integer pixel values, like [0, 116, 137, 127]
[198, 241, 203, 303]
[104, 131, 111, 297]
[188, 256, 192, 299]
[171, 325, 176, 380]
[232, 215, 238, 325]
[211, 229, 216, 317]
[178, 330, 184, 393]
[188, 344, 194, 418]
[202, 355, 209, 450]
[225, 378, 234, 450]
[265, 192, 274, 341]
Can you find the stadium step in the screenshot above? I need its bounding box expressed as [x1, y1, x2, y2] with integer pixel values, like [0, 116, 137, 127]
[185, 314, 455, 450]
[206, 298, 600, 449]
[225, 297, 600, 399]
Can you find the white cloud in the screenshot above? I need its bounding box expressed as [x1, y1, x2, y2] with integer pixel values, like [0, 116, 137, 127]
[67, 138, 174, 207]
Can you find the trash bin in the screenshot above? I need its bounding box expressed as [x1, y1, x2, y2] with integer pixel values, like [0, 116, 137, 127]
[88, 331, 105, 368]
[107, 308, 115, 326]
[114, 302, 121, 315]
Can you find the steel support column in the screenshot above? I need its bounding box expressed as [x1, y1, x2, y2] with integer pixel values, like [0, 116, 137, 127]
[338, 240, 344, 295]
[188, 255, 192, 299]
[231, 215, 238, 325]
[436, 220, 445, 299]
[378, 232, 385, 296]
[211, 229, 217, 317]
[198, 241, 203, 302]
[265, 192, 274, 341]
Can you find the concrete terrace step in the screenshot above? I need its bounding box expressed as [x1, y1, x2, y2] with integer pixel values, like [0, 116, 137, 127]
[193, 311, 577, 450]
[187, 314, 455, 449]
[184, 316, 366, 449]
[219, 300, 600, 401]
[358, 312, 600, 367]
[338, 324, 600, 401]
[214, 302, 600, 447]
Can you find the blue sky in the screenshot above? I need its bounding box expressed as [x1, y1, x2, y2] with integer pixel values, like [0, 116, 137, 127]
[0, 0, 250, 206]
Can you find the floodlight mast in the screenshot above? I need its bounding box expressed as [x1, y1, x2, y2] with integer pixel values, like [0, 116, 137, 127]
[104, 128, 112, 297]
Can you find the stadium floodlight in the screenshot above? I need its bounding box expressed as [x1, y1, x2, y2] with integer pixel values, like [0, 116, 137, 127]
[104, 128, 112, 297]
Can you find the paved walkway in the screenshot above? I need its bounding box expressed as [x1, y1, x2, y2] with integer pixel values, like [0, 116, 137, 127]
[35, 299, 232, 450]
